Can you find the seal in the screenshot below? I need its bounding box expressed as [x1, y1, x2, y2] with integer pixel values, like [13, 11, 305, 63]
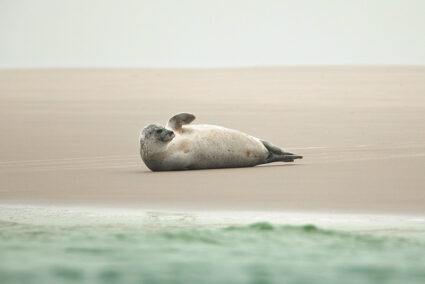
[139, 113, 302, 171]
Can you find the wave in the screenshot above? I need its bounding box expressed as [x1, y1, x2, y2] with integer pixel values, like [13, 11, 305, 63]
[1, 220, 425, 284]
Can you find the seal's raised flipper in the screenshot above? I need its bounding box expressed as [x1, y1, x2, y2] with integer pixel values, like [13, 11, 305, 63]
[261, 140, 303, 163]
[167, 113, 196, 133]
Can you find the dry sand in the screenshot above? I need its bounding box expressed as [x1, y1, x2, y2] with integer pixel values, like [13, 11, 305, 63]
[0, 67, 424, 213]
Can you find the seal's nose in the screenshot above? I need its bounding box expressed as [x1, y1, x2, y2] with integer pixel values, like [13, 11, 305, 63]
[167, 130, 175, 137]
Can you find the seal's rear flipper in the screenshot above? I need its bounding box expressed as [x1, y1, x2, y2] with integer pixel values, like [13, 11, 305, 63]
[278, 154, 303, 162]
[167, 113, 196, 133]
[261, 140, 303, 163]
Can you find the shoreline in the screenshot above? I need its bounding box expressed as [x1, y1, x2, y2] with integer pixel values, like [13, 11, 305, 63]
[1, 203, 425, 239]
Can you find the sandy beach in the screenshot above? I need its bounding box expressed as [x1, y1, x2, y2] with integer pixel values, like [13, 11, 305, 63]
[0, 67, 424, 213]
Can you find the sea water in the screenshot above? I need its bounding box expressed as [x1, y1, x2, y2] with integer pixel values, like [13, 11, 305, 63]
[1, 213, 425, 284]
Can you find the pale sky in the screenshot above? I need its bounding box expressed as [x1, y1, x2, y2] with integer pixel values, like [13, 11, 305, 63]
[0, 0, 424, 68]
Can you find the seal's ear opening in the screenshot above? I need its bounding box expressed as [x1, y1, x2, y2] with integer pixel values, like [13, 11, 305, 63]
[167, 113, 196, 132]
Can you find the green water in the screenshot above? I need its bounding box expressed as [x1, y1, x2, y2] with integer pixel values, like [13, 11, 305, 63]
[0, 220, 424, 284]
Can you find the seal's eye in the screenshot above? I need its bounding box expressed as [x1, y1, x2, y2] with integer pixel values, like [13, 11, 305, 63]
[156, 129, 163, 134]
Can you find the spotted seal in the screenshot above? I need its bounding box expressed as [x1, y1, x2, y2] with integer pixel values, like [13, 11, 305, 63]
[140, 113, 302, 171]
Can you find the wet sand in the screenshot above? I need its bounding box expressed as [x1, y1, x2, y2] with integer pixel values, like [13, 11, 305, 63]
[0, 67, 424, 213]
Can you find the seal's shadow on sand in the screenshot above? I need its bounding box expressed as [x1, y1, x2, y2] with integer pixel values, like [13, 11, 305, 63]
[129, 163, 300, 174]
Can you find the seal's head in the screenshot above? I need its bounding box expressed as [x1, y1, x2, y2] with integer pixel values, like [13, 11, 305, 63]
[140, 124, 175, 171]
[140, 124, 175, 150]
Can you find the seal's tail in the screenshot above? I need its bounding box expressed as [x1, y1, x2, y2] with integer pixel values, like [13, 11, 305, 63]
[261, 140, 303, 163]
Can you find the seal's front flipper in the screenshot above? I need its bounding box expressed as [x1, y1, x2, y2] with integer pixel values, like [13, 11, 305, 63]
[167, 113, 196, 133]
[261, 140, 303, 163]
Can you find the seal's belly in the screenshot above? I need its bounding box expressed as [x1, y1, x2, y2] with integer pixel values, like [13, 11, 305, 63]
[164, 125, 268, 170]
